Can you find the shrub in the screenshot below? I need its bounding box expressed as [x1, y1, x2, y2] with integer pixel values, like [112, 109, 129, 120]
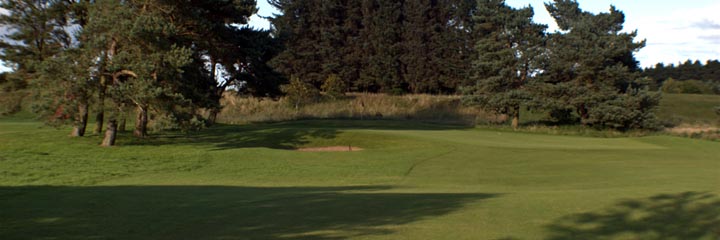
[584, 88, 662, 130]
[281, 76, 321, 109]
[321, 74, 346, 100]
[661, 78, 715, 94]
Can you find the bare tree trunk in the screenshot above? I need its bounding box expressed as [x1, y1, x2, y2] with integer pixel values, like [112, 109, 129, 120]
[511, 106, 520, 130]
[207, 84, 226, 126]
[71, 103, 89, 137]
[101, 119, 117, 147]
[133, 106, 148, 138]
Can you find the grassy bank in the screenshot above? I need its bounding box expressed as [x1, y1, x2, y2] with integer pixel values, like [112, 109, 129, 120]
[658, 93, 720, 125]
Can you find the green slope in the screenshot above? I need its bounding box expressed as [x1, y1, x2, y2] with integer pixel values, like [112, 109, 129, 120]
[658, 93, 720, 125]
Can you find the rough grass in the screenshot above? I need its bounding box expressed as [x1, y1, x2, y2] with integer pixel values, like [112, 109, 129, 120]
[1, 118, 719, 239]
[217, 93, 494, 125]
[219, 92, 720, 129]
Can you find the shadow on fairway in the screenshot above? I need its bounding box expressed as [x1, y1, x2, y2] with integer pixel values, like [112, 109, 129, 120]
[0, 185, 496, 240]
[544, 192, 720, 240]
[125, 120, 472, 150]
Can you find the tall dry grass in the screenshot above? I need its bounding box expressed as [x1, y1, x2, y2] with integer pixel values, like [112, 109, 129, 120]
[217, 93, 497, 125]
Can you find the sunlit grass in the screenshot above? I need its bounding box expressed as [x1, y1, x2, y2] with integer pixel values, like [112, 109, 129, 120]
[1, 118, 719, 239]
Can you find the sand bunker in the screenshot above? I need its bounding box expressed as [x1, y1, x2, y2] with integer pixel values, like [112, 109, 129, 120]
[297, 146, 364, 152]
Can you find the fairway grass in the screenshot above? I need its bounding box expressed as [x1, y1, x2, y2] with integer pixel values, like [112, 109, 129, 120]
[1, 119, 719, 239]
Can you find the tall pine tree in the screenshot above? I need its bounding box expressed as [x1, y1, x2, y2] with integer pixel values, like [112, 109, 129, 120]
[539, 0, 660, 129]
[464, 0, 546, 129]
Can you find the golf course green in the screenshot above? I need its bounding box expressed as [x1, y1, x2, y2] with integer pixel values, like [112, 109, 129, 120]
[1, 119, 719, 239]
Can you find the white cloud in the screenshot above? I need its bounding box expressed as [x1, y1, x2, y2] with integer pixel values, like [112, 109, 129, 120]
[628, 2, 720, 67]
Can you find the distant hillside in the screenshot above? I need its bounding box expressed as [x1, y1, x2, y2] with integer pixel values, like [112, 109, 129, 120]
[657, 93, 720, 125]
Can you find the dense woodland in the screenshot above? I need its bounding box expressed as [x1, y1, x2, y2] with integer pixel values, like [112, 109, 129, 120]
[0, 0, 700, 146]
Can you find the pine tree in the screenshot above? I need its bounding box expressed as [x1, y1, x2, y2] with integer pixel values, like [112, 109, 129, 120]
[464, 0, 546, 129]
[359, 0, 405, 93]
[540, 0, 660, 129]
[269, 0, 325, 87]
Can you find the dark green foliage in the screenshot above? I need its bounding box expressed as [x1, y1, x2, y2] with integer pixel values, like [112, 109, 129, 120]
[536, 0, 659, 130]
[270, 0, 477, 94]
[268, 0, 325, 87]
[1, 0, 267, 144]
[584, 88, 662, 130]
[359, 0, 405, 93]
[401, 0, 477, 94]
[661, 78, 716, 95]
[463, 0, 546, 128]
[225, 28, 287, 98]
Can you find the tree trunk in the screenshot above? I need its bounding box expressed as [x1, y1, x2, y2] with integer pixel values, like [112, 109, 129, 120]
[101, 119, 117, 147]
[207, 108, 220, 126]
[133, 106, 148, 138]
[511, 106, 520, 130]
[94, 83, 106, 134]
[71, 103, 89, 137]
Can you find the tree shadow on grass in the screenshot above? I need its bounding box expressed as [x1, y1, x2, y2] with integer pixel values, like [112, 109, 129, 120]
[0, 185, 496, 240]
[545, 192, 720, 240]
[124, 120, 472, 150]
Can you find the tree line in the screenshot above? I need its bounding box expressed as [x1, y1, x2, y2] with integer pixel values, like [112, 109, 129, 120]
[272, 0, 660, 129]
[0, 0, 661, 147]
[642, 60, 720, 94]
[643, 60, 720, 83]
[269, 0, 476, 94]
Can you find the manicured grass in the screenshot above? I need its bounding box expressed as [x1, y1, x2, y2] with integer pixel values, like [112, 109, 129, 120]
[1, 118, 719, 239]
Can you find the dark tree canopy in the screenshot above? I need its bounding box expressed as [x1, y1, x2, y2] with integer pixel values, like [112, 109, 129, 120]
[537, 0, 659, 129]
[464, 0, 546, 129]
[269, 0, 477, 94]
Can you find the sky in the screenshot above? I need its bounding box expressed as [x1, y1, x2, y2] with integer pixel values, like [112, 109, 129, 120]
[248, 0, 720, 68]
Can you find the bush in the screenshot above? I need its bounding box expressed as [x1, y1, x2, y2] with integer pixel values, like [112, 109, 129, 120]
[281, 76, 321, 109]
[585, 88, 662, 130]
[321, 74, 346, 100]
[661, 78, 715, 94]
